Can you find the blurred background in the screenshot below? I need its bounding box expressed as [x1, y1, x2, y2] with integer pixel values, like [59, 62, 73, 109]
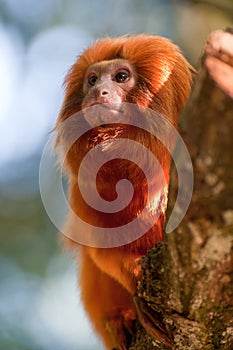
[0, 0, 232, 349]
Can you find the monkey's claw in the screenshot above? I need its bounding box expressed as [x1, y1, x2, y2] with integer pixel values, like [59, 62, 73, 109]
[133, 296, 172, 348]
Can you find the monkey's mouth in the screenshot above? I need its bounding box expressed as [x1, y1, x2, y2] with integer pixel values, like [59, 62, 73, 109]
[83, 103, 126, 128]
[85, 101, 123, 111]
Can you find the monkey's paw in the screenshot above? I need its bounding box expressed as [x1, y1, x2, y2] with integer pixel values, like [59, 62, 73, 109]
[133, 296, 172, 348]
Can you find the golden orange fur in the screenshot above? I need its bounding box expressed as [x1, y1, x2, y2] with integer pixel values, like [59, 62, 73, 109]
[56, 34, 193, 349]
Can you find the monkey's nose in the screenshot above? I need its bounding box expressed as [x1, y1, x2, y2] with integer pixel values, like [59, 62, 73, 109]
[101, 89, 109, 96]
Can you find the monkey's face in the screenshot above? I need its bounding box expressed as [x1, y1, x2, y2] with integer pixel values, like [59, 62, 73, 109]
[82, 59, 137, 127]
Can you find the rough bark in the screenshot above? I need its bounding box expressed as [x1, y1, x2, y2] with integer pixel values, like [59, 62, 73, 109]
[129, 29, 233, 350]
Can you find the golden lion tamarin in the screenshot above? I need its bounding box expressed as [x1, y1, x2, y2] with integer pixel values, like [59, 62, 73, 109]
[55, 34, 193, 349]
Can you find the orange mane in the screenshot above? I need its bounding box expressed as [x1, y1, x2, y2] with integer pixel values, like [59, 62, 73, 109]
[58, 34, 192, 125]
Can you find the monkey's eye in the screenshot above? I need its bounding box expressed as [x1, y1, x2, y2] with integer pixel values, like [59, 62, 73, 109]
[88, 74, 98, 86]
[114, 71, 129, 83]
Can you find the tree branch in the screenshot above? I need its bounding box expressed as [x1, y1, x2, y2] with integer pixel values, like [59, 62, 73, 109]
[129, 29, 233, 350]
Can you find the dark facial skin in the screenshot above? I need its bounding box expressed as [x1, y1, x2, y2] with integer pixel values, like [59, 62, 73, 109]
[81, 59, 137, 127]
[82, 59, 137, 108]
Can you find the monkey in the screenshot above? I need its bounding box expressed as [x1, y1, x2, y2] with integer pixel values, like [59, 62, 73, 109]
[55, 34, 193, 349]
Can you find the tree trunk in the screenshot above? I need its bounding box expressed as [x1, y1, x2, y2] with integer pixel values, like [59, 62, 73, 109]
[129, 29, 233, 350]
